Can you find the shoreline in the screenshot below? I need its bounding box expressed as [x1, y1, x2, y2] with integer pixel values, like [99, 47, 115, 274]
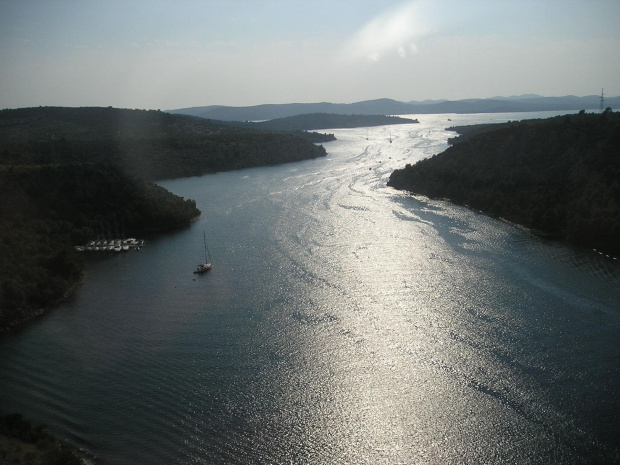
[1, 215, 202, 334]
[0, 413, 86, 464]
[0, 276, 84, 334]
[406, 191, 619, 260]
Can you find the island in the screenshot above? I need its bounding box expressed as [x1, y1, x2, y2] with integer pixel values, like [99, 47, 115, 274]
[388, 109, 620, 256]
[0, 106, 328, 330]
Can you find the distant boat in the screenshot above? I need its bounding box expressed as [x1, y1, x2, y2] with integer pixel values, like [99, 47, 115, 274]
[193, 231, 212, 274]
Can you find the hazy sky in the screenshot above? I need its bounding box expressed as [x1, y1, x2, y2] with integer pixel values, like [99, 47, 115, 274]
[1, 0, 618, 110]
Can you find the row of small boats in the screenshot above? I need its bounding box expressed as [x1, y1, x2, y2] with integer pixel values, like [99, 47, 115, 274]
[76, 232, 212, 275]
[75, 238, 145, 253]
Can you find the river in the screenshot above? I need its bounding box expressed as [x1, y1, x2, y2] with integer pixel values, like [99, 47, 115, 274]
[1, 111, 619, 464]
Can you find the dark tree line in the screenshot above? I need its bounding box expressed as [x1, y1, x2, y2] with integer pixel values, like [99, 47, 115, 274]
[388, 110, 620, 255]
[0, 131, 326, 181]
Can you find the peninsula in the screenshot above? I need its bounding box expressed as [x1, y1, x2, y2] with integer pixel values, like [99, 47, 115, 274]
[388, 110, 620, 256]
[0, 106, 328, 329]
[227, 113, 418, 131]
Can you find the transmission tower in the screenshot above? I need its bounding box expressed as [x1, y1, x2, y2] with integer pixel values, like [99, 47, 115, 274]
[600, 88, 604, 113]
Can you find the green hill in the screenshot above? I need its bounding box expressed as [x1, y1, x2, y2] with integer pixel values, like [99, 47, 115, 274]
[0, 106, 329, 329]
[388, 110, 620, 255]
[0, 106, 327, 181]
[0, 163, 200, 328]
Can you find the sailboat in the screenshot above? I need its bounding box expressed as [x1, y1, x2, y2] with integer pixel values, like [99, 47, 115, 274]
[193, 231, 212, 274]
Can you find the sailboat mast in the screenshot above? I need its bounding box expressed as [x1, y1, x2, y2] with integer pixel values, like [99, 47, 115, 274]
[203, 232, 208, 263]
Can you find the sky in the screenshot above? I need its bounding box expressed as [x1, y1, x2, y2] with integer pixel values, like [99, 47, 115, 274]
[1, 0, 619, 110]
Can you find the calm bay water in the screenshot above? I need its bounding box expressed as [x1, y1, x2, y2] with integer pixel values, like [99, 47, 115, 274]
[1, 111, 619, 464]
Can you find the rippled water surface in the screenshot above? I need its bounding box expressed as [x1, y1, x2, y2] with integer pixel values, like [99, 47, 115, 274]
[1, 112, 619, 464]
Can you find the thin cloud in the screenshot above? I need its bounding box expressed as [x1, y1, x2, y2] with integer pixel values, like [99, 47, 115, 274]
[342, 0, 432, 62]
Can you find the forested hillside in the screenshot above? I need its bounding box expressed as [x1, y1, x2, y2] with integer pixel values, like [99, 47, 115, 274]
[0, 106, 329, 329]
[0, 107, 327, 181]
[0, 163, 200, 328]
[388, 110, 620, 255]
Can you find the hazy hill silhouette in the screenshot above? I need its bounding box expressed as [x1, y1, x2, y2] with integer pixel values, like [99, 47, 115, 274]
[169, 95, 620, 121]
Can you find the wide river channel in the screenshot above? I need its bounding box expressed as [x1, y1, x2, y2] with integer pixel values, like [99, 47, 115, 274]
[1, 111, 619, 464]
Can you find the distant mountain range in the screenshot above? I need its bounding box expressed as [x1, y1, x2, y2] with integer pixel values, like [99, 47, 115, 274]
[168, 95, 619, 122]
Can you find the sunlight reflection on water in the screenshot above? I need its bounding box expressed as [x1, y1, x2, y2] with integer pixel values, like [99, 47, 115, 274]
[0, 111, 618, 464]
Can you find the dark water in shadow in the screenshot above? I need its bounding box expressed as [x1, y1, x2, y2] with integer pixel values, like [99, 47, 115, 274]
[1, 112, 619, 464]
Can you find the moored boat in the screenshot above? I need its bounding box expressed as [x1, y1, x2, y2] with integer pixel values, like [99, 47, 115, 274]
[193, 231, 212, 274]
